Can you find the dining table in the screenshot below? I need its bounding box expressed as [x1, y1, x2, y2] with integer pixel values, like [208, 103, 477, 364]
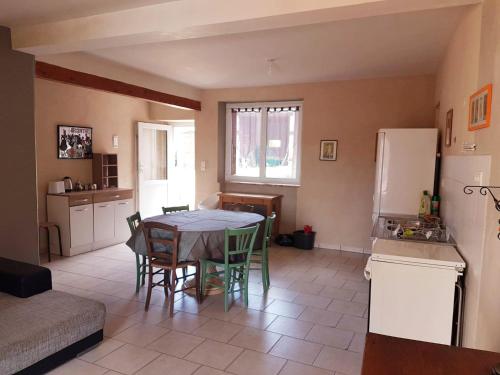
[126, 209, 265, 262]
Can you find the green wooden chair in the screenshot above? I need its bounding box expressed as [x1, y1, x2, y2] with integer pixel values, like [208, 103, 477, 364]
[126, 212, 147, 293]
[162, 204, 190, 214]
[250, 213, 275, 291]
[200, 224, 259, 312]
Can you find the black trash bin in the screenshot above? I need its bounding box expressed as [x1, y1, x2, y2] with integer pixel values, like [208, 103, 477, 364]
[293, 230, 316, 250]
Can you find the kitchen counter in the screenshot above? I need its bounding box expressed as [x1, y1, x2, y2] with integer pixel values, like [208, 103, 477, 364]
[48, 187, 132, 197]
[362, 333, 500, 375]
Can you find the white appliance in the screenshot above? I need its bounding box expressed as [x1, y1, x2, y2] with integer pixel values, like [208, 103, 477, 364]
[48, 181, 65, 194]
[365, 238, 465, 345]
[373, 128, 438, 222]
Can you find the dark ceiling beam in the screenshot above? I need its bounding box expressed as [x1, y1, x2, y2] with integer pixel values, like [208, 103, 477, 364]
[35, 61, 201, 111]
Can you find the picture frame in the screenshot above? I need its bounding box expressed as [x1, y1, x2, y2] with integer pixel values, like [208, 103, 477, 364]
[57, 125, 93, 159]
[468, 84, 492, 131]
[445, 109, 453, 147]
[319, 140, 338, 161]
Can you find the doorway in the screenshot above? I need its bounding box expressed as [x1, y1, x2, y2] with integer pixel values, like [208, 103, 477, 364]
[137, 121, 195, 218]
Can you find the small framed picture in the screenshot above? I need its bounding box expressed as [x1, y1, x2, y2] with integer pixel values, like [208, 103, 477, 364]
[57, 125, 93, 159]
[468, 84, 492, 131]
[445, 109, 453, 147]
[319, 140, 338, 161]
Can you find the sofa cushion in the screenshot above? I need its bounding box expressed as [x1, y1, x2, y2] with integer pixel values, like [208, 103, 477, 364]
[0, 257, 52, 298]
[0, 290, 106, 375]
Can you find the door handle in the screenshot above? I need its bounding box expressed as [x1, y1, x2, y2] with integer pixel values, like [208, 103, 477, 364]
[118, 202, 129, 205]
[75, 208, 88, 212]
[98, 205, 111, 208]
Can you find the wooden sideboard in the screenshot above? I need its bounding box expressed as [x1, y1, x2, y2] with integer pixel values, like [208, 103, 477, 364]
[47, 188, 134, 256]
[218, 192, 283, 235]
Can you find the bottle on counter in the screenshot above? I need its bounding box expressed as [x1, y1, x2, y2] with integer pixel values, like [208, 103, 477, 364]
[419, 190, 431, 216]
[431, 195, 440, 216]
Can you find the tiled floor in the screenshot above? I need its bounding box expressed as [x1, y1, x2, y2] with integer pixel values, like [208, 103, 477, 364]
[42, 244, 369, 375]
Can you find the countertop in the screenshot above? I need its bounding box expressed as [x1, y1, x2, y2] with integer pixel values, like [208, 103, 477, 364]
[362, 333, 500, 375]
[48, 188, 133, 197]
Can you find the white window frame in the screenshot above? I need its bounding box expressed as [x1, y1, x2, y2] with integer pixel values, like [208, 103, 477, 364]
[225, 100, 303, 185]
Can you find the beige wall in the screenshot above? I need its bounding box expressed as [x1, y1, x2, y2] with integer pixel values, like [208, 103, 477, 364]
[196, 76, 435, 251]
[35, 79, 150, 249]
[149, 102, 195, 121]
[0, 26, 39, 264]
[435, 2, 500, 351]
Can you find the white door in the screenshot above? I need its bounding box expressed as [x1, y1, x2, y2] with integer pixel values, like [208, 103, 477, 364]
[115, 199, 134, 242]
[167, 122, 195, 209]
[93, 203, 115, 242]
[137, 122, 173, 218]
[70, 204, 93, 247]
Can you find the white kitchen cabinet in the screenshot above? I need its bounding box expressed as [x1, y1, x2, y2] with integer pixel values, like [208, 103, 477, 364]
[47, 189, 134, 256]
[69, 204, 93, 250]
[115, 199, 134, 242]
[94, 202, 115, 243]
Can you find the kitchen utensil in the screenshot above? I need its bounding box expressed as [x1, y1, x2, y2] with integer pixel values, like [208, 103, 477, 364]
[63, 176, 73, 192]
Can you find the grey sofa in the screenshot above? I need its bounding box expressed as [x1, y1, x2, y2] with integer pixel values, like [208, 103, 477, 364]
[0, 257, 106, 374]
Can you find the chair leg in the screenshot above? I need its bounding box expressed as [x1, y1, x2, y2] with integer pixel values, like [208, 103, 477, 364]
[169, 267, 176, 317]
[135, 254, 141, 293]
[145, 265, 153, 311]
[243, 266, 250, 307]
[55, 225, 63, 257]
[224, 268, 230, 312]
[141, 256, 147, 286]
[263, 250, 270, 291]
[230, 268, 236, 293]
[182, 266, 187, 280]
[163, 269, 169, 297]
[200, 261, 207, 298]
[195, 262, 201, 303]
[45, 228, 51, 263]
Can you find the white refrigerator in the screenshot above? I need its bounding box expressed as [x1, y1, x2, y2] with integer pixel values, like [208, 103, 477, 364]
[373, 128, 438, 221]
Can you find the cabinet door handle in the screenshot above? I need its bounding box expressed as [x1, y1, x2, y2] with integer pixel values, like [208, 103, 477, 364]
[98, 204, 111, 208]
[75, 208, 88, 212]
[118, 202, 129, 205]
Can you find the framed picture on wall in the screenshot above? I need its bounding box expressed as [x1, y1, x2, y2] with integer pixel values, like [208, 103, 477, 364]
[57, 125, 93, 159]
[319, 140, 338, 161]
[445, 109, 453, 147]
[468, 84, 492, 131]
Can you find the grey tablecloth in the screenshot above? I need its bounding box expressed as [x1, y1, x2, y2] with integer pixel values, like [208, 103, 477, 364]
[126, 209, 264, 261]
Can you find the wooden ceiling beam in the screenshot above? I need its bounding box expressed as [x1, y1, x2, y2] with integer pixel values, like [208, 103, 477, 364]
[35, 61, 201, 111]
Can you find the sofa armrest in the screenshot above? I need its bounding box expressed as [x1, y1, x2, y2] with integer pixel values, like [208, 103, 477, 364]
[0, 257, 52, 298]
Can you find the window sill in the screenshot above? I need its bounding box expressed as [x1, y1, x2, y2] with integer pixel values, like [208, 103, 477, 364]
[225, 180, 301, 188]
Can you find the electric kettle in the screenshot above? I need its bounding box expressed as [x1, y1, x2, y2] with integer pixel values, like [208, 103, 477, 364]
[63, 176, 73, 192]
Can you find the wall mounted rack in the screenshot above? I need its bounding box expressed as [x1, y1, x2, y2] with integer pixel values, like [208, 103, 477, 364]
[464, 185, 500, 240]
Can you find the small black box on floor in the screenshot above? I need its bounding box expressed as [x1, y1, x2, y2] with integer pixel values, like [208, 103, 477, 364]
[293, 230, 316, 250]
[0, 257, 52, 298]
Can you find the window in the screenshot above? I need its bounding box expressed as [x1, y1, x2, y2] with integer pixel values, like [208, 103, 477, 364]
[225, 101, 302, 185]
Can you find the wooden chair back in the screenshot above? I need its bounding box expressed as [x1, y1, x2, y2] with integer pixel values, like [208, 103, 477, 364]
[142, 221, 180, 266]
[126, 212, 142, 235]
[162, 205, 190, 214]
[262, 212, 276, 250]
[224, 224, 259, 265]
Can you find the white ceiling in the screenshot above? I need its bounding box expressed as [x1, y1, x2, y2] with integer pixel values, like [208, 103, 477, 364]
[88, 6, 467, 89]
[0, 0, 175, 26]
